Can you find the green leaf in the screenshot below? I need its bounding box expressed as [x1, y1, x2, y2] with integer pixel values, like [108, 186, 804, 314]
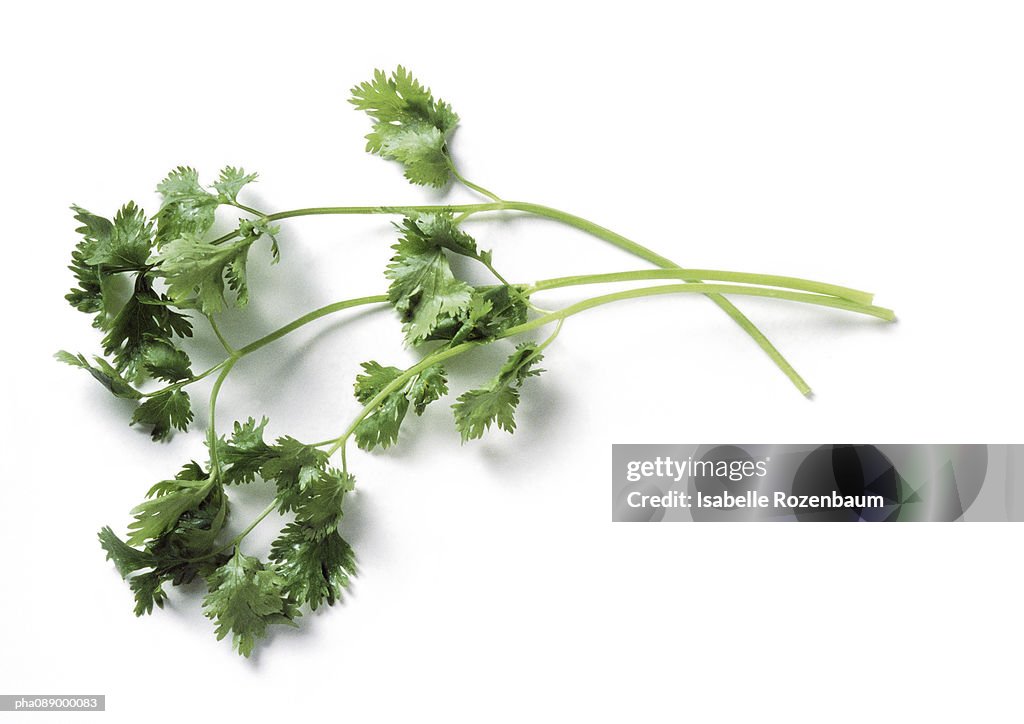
[98, 526, 157, 577]
[353, 360, 404, 404]
[353, 394, 409, 451]
[71, 205, 115, 257]
[129, 571, 168, 616]
[155, 234, 255, 314]
[82, 201, 154, 268]
[126, 476, 212, 546]
[213, 166, 258, 203]
[352, 361, 447, 451]
[142, 343, 193, 383]
[260, 438, 330, 513]
[353, 361, 407, 451]
[404, 212, 479, 258]
[238, 217, 282, 263]
[167, 485, 229, 554]
[453, 343, 544, 441]
[155, 166, 219, 245]
[100, 274, 193, 383]
[131, 388, 193, 441]
[65, 206, 122, 328]
[270, 524, 355, 611]
[65, 246, 106, 318]
[293, 468, 354, 536]
[55, 350, 142, 400]
[216, 417, 277, 485]
[203, 549, 300, 657]
[429, 285, 530, 344]
[350, 66, 459, 187]
[407, 363, 448, 415]
[386, 215, 474, 344]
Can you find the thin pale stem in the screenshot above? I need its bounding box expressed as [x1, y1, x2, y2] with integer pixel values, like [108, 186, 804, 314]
[447, 159, 504, 202]
[142, 296, 390, 399]
[227, 201, 817, 394]
[207, 315, 238, 356]
[496, 200, 813, 395]
[529, 269, 874, 305]
[207, 357, 238, 477]
[321, 282, 892, 457]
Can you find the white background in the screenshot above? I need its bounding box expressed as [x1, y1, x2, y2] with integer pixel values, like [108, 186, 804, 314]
[2, 1, 1022, 721]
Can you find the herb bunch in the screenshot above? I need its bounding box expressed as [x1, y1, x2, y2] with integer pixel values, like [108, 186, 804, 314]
[59, 67, 895, 657]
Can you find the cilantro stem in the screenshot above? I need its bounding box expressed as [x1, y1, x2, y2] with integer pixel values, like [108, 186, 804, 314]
[263, 203, 503, 222]
[514, 283, 895, 330]
[231, 500, 279, 548]
[528, 270, 875, 305]
[233, 295, 390, 358]
[322, 281, 894, 456]
[181, 498, 279, 564]
[207, 315, 238, 356]
[142, 296, 390, 400]
[241, 201, 810, 394]
[230, 202, 267, 218]
[202, 200, 872, 397]
[207, 357, 239, 478]
[445, 159, 504, 203]
[497, 201, 812, 396]
[325, 339, 485, 457]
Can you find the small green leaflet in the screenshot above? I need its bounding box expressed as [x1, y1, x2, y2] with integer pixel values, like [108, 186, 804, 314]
[213, 167, 258, 204]
[203, 549, 300, 658]
[55, 351, 141, 399]
[260, 437, 331, 513]
[131, 389, 193, 441]
[292, 468, 354, 537]
[100, 463, 231, 617]
[64, 204, 194, 386]
[211, 421, 352, 527]
[350, 66, 460, 187]
[154, 234, 255, 314]
[155, 167, 219, 246]
[238, 217, 281, 263]
[386, 213, 479, 344]
[270, 524, 355, 611]
[428, 285, 530, 344]
[99, 525, 158, 577]
[142, 343, 193, 383]
[126, 475, 214, 546]
[453, 343, 545, 441]
[352, 361, 448, 450]
[66, 203, 154, 332]
[76, 202, 153, 269]
[101, 275, 193, 383]
[353, 361, 408, 450]
[216, 417, 278, 485]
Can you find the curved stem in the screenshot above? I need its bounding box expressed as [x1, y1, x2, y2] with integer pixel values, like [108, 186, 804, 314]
[322, 282, 893, 456]
[229, 200, 813, 394]
[230, 202, 267, 217]
[446, 159, 504, 203]
[142, 296, 390, 399]
[182, 498, 278, 563]
[264, 203, 504, 223]
[529, 269, 875, 305]
[207, 356, 239, 478]
[497, 200, 812, 395]
[325, 340, 482, 457]
[207, 315, 238, 356]
[142, 361, 227, 398]
[231, 500, 278, 546]
[235, 295, 390, 357]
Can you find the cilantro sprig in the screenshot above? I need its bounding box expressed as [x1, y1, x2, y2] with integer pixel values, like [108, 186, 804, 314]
[61, 67, 895, 657]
